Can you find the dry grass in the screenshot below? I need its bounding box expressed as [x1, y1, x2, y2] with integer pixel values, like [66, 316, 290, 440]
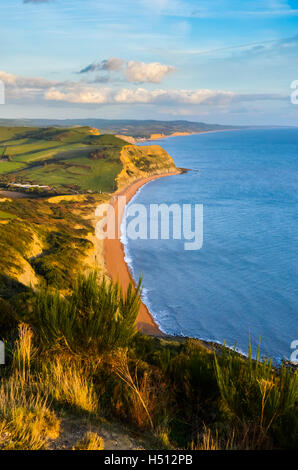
[0, 324, 60, 449]
[38, 358, 98, 414]
[110, 349, 154, 429]
[73, 431, 104, 450]
[191, 427, 234, 450]
[12, 323, 36, 382]
[191, 424, 274, 450]
[0, 376, 60, 450]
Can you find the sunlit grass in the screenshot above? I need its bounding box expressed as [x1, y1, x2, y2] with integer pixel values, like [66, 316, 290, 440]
[73, 432, 104, 450]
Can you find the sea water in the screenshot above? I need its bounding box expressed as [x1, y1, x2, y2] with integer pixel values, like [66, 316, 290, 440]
[122, 129, 298, 362]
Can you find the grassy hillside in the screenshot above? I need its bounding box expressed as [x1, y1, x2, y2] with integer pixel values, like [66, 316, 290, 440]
[0, 193, 108, 295]
[0, 125, 179, 292]
[0, 126, 177, 194]
[0, 127, 296, 451]
[117, 144, 177, 189]
[0, 127, 126, 193]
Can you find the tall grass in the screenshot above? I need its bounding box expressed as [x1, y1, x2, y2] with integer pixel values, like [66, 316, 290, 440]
[0, 324, 59, 450]
[214, 340, 298, 448]
[0, 377, 60, 450]
[109, 349, 154, 429]
[191, 426, 235, 450]
[12, 323, 36, 382]
[37, 358, 98, 414]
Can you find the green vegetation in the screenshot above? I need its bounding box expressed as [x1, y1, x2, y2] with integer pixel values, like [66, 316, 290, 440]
[0, 194, 108, 292]
[117, 144, 177, 189]
[0, 124, 296, 451]
[32, 272, 141, 356]
[0, 126, 177, 194]
[0, 127, 127, 193]
[0, 210, 16, 220]
[214, 349, 298, 449]
[0, 272, 296, 450]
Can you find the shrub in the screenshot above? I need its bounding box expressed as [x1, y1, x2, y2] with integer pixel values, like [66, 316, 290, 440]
[214, 340, 298, 448]
[0, 297, 18, 340]
[31, 271, 141, 357]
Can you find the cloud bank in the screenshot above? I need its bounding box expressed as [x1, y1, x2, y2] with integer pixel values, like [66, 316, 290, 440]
[0, 70, 286, 111]
[44, 85, 234, 105]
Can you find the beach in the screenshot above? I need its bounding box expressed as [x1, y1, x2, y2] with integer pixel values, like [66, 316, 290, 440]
[104, 171, 182, 336]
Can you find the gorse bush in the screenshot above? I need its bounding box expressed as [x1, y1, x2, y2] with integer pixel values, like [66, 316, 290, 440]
[31, 271, 141, 357]
[214, 339, 298, 448]
[0, 274, 297, 450]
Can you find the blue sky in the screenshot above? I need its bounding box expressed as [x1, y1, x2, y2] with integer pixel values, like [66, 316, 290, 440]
[1, 0, 298, 124]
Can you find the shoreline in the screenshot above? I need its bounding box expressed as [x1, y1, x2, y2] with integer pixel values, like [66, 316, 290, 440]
[122, 127, 241, 144]
[102, 131, 295, 364]
[103, 182, 274, 359]
[145, 127, 243, 142]
[104, 170, 183, 336]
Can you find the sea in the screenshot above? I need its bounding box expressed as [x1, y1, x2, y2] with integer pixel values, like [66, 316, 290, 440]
[121, 128, 298, 362]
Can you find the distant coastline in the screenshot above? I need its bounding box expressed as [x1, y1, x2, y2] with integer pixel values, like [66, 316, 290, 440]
[119, 127, 246, 144]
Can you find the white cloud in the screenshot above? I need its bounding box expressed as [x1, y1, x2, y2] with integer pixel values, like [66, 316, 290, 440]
[0, 71, 56, 89]
[0, 70, 286, 110]
[45, 84, 285, 106]
[45, 86, 113, 104]
[0, 71, 17, 85]
[0, 71, 58, 100]
[125, 61, 175, 83]
[44, 84, 234, 105]
[79, 57, 175, 83]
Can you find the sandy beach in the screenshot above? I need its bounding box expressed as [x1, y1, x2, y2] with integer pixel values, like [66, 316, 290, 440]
[104, 170, 182, 336]
[147, 128, 242, 142]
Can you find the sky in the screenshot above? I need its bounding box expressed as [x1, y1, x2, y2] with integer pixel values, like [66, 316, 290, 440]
[1, 0, 298, 124]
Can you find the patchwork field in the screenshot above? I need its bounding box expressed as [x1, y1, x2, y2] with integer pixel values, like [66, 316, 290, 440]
[0, 127, 126, 193]
[0, 125, 177, 291]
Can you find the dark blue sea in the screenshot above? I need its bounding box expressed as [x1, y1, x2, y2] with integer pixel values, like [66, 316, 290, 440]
[122, 129, 298, 361]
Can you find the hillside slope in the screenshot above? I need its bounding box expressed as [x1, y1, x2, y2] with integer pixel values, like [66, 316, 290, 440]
[0, 126, 178, 290]
[116, 144, 177, 189]
[0, 126, 178, 194]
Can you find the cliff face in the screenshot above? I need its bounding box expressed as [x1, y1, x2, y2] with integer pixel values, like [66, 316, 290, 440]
[116, 144, 178, 189]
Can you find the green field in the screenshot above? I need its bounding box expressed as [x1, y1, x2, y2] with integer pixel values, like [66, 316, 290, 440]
[0, 210, 16, 220]
[0, 127, 126, 193]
